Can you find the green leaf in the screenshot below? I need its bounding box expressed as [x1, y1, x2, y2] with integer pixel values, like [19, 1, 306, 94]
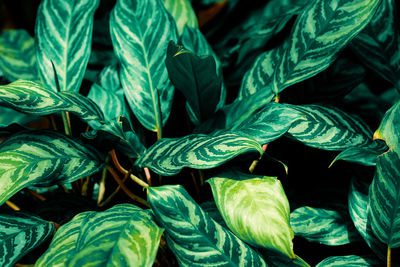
[135, 132, 262, 176]
[0, 107, 38, 128]
[286, 105, 374, 151]
[0, 29, 39, 82]
[316, 255, 381, 267]
[165, 41, 221, 124]
[290, 206, 361, 246]
[147, 185, 268, 266]
[110, 0, 179, 134]
[0, 130, 104, 205]
[0, 80, 104, 126]
[36, 204, 163, 267]
[350, 0, 400, 90]
[199, 201, 227, 227]
[207, 174, 295, 259]
[273, 0, 381, 93]
[330, 142, 387, 167]
[162, 0, 198, 34]
[374, 101, 400, 148]
[0, 212, 54, 267]
[35, 0, 100, 92]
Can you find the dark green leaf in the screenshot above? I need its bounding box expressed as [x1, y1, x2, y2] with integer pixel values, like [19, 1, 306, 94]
[315, 255, 381, 267]
[330, 142, 387, 167]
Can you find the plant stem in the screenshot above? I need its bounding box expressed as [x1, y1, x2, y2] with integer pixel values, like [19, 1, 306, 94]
[144, 167, 152, 186]
[49, 115, 58, 131]
[5, 200, 20, 211]
[24, 188, 46, 201]
[130, 173, 149, 188]
[387, 245, 391, 267]
[190, 172, 201, 200]
[61, 111, 71, 136]
[249, 144, 269, 173]
[98, 169, 131, 207]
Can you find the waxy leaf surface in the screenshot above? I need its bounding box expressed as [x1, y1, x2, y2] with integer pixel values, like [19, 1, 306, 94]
[162, 0, 197, 34]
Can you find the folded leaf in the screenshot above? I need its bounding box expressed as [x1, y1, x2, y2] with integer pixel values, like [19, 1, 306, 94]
[0, 212, 54, 267]
[162, 0, 198, 34]
[207, 174, 295, 259]
[135, 132, 262, 176]
[0, 130, 104, 205]
[36, 204, 163, 267]
[110, 0, 179, 134]
[147, 185, 268, 266]
[35, 0, 100, 92]
[316, 255, 381, 267]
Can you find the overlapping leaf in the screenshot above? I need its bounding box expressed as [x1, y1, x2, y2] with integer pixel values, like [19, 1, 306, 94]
[36, 204, 163, 267]
[316, 255, 381, 267]
[162, 0, 198, 34]
[207, 174, 295, 259]
[330, 142, 387, 167]
[135, 132, 262, 176]
[110, 0, 179, 134]
[0, 212, 54, 267]
[35, 0, 99, 92]
[147, 185, 268, 266]
[290, 206, 361, 246]
[0, 130, 104, 205]
[0, 29, 39, 82]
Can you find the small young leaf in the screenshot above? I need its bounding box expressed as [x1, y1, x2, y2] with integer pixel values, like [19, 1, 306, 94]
[36, 204, 163, 267]
[290, 206, 362, 246]
[162, 0, 198, 34]
[110, 0, 179, 133]
[316, 255, 381, 267]
[207, 175, 295, 259]
[35, 0, 100, 92]
[0, 212, 54, 267]
[135, 132, 262, 176]
[0, 130, 104, 205]
[147, 185, 268, 266]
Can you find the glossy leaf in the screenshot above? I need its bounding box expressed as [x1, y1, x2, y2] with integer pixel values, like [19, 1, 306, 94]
[316, 255, 381, 267]
[35, 0, 99, 92]
[162, 0, 198, 34]
[135, 132, 262, 176]
[290, 206, 361, 246]
[0, 212, 54, 267]
[207, 175, 295, 258]
[200, 201, 227, 227]
[287, 105, 374, 151]
[351, 0, 400, 90]
[0, 29, 39, 82]
[110, 0, 179, 133]
[0, 80, 104, 126]
[330, 142, 387, 167]
[165, 42, 221, 124]
[147, 185, 268, 266]
[36, 204, 163, 267]
[0, 130, 104, 205]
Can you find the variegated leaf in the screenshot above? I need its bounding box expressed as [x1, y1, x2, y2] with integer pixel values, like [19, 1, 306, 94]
[274, 0, 381, 94]
[290, 206, 361, 246]
[351, 0, 400, 90]
[0, 212, 54, 267]
[207, 174, 295, 259]
[36, 204, 163, 267]
[162, 0, 198, 34]
[0, 130, 104, 205]
[110, 0, 179, 134]
[147, 185, 268, 266]
[35, 0, 99, 92]
[0, 29, 39, 82]
[330, 142, 387, 167]
[374, 101, 400, 148]
[316, 255, 381, 267]
[0, 80, 104, 126]
[135, 132, 262, 176]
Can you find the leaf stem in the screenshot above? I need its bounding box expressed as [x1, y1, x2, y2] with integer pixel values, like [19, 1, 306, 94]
[61, 111, 71, 136]
[5, 200, 20, 211]
[249, 144, 269, 173]
[387, 245, 391, 267]
[98, 169, 131, 207]
[24, 188, 46, 202]
[144, 167, 152, 186]
[190, 172, 201, 199]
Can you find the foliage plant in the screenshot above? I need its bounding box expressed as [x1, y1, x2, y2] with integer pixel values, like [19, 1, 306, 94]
[0, 0, 400, 266]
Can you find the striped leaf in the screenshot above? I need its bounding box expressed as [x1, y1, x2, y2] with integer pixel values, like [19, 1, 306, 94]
[369, 151, 400, 247]
[200, 201, 227, 227]
[351, 0, 400, 90]
[374, 101, 400, 148]
[316, 255, 381, 267]
[0, 80, 104, 126]
[110, 0, 179, 134]
[162, 0, 198, 34]
[35, 0, 99, 92]
[147, 185, 268, 266]
[286, 105, 374, 151]
[0, 212, 54, 267]
[207, 175, 295, 259]
[290, 206, 361, 246]
[135, 132, 262, 176]
[0, 130, 104, 205]
[36, 204, 163, 267]
[330, 142, 388, 167]
[273, 0, 381, 94]
[0, 29, 39, 82]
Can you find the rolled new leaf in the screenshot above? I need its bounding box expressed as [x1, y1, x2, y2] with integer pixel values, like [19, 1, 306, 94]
[0, 130, 104, 205]
[207, 174, 295, 259]
[35, 0, 100, 92]
[0, 212, 54, 267]
[135, 132, 262, 176]
[36, 204, 163, 267]
[110, 0, 179, 134]
[147, 185, 268, 266]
